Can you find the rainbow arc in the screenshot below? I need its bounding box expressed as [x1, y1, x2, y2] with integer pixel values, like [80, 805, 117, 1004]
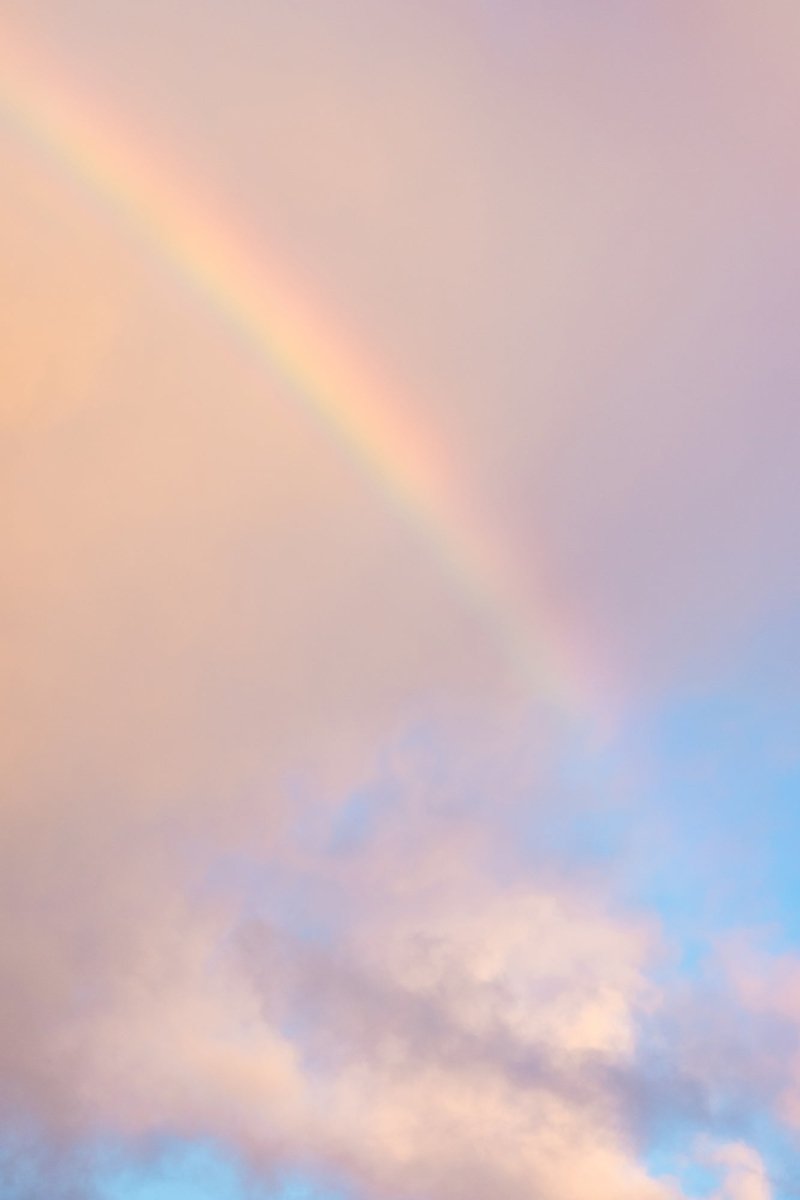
[0, 24, 605, 724]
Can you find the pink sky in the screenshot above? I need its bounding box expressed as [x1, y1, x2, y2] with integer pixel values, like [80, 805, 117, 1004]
[2, 4, 800, 1198]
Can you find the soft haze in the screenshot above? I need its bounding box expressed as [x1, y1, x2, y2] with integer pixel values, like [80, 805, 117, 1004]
[2, 4, 800, 1199]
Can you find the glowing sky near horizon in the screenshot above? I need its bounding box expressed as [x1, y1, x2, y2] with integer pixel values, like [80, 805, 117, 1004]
[2, 3, 800, 1199]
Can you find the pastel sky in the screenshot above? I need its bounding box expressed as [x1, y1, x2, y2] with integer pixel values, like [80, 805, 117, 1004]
[2, 3, 800, 1198]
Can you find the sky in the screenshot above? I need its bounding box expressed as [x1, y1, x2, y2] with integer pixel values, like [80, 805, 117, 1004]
[2, 2, 800, 1198]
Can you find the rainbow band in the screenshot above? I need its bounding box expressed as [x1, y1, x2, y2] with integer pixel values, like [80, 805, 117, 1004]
[0, 25, 600, 723]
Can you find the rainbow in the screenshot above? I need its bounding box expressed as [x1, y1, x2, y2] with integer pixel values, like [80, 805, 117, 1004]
[0, 24, 604, 723]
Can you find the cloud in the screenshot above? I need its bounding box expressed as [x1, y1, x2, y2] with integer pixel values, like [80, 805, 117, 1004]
[705, 1142, 773, 1200]
[66, 826, 672, 1200]
[0, 712, 674, 1199]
